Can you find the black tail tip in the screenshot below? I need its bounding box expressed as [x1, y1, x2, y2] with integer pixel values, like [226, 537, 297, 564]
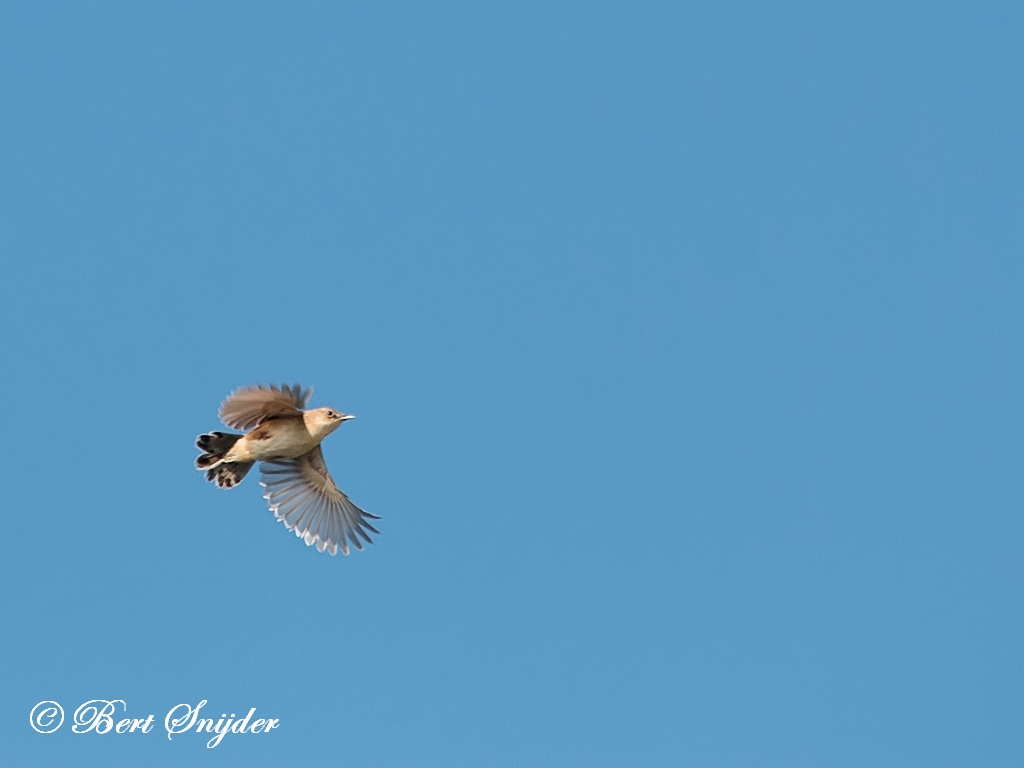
[205, 461, 254, 489]
[206, 466, 238, 488]
[197, 432, 222, 451]
[196, 431, 242, 453]
[195, 453, 219, 469]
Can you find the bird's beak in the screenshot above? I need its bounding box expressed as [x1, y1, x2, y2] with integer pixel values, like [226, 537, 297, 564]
[341, 414, 356, 421]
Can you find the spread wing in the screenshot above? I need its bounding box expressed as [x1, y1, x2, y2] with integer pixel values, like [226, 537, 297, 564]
[219, 383, 312, 430]
[259, 445, 381, 556]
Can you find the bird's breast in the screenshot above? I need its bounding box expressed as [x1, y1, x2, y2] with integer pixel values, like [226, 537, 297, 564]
[233, 419, 318, 461]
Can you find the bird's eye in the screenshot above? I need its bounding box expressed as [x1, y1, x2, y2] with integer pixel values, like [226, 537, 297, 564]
[327, 410, 336, 418]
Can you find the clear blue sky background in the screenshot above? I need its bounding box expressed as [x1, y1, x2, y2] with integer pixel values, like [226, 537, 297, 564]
[0, 1, 1020, 765]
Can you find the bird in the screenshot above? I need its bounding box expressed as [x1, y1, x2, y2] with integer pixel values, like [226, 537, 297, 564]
[195, 383, 379, 556]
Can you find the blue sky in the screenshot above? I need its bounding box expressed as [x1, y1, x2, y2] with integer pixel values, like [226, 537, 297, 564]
[0, 1, 1020, 765]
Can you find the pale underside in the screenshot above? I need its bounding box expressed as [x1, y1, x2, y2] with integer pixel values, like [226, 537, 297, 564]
[225, 417, 318, 463]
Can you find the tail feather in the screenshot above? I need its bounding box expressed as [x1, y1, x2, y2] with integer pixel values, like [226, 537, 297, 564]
[195, 453, 221, 469]
[196, 431, 242, 454]
[195, 431, 248, 488]
[206, 461, 255, 489]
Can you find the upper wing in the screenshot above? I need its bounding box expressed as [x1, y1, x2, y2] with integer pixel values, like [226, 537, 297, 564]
[259, 445, 381, 556]
[218, 383, 312, 430]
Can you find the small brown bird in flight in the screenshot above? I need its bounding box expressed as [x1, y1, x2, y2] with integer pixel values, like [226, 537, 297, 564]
[195, 383, 380, 556]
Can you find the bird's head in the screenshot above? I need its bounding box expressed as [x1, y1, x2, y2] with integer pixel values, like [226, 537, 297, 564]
[305, 407, 355, 439]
